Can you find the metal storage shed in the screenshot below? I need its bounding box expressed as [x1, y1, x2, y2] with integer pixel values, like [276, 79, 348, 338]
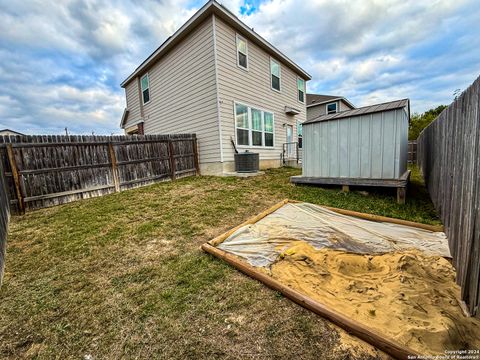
[291, 99, 410, 203]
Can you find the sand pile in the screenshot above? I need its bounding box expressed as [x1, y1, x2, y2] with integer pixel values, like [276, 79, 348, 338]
[268, 241, 480, 355]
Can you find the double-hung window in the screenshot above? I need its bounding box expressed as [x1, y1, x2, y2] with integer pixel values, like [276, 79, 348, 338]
[236, 35, 248, 69]
[235, 103, 274, 147]
[297, 78, 305, 103]
[141, 74, 150, 104]
[270, 59, 281, 91]
[326, 102, 338, 114]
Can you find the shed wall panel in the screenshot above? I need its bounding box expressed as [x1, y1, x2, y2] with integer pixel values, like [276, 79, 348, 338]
[303, 108, 408, 179]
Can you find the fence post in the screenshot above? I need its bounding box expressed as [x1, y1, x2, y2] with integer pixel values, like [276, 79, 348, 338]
[193, 138, 200, 175]
[108, 143, 120, 192]
[168, 140, 176, 180]
[6, 144, 24, 214]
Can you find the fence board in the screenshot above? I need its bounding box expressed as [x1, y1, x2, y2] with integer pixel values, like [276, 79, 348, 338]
[0, 134, 198, 213]
[407, 140, 417, 164]
[0, 160, 9, 285]
[417, 75, 480, 317]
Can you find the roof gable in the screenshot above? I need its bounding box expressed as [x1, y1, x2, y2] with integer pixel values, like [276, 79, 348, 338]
[0, 129, 24, 136]
[306, 93, 355, 109]
[121, 0, 311, 88]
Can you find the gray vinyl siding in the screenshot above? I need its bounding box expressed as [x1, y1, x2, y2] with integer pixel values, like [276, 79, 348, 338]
[126, 19, 220, 163]
[124, 80, 141, 127]
[339, 100, 353, 112]
[303, 108, 408, 179]
[307, 99, 354, 121]
[214, 16, 307, 162]
[307, 104, 326, 121]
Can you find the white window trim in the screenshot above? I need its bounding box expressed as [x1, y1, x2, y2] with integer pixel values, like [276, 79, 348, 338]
[297, 77, 305, 104]
[270, 57, 281, 93]
[234, 101, 275, 149]
[236, 33, 248, 71]
[141, 73, 150, 105]
[326, 101, 338, 114]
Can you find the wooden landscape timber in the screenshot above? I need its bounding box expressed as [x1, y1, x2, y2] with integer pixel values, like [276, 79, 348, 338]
[417, 75, 480, 317]
[0, 134, 199, 214]
[202, 199, 444, 359]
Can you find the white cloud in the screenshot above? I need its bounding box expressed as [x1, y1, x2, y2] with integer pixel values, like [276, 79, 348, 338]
[0, 0, 479, 135]
[238, 0, 479, 112]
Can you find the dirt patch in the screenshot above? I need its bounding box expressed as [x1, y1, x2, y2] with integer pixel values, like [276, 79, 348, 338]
[267, 241, 480, 354]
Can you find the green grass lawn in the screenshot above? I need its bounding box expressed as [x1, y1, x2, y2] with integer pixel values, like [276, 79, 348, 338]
[0, 166, 439, 359]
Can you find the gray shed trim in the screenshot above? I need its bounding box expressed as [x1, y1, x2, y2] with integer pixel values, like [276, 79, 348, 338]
[305, 99, 409, 124]
[120, 0, 311, 88]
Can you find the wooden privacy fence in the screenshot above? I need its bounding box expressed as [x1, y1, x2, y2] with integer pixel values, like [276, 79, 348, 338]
[417, 75, 480, 317]
[0, 134, 199, 214]
[0, 160, 9, 284]
[407, 140, 417, 164]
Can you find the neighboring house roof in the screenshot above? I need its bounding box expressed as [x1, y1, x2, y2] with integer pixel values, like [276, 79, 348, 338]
[306, 93, 355, 109]
[304, 99, 410, 125]
[120, 108, 129, 128]
[0, 129, 24, 136]
[120, 0, 311, 88]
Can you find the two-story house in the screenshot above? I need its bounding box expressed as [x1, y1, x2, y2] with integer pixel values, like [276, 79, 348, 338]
[120, 0, 311, 175]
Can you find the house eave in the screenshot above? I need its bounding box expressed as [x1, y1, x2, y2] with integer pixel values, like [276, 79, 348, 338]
[120, 0, 311, 88]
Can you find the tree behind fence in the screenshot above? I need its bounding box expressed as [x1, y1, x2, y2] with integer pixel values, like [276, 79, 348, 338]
[0, 134, 199, 214]
[417, 75, 480, 317]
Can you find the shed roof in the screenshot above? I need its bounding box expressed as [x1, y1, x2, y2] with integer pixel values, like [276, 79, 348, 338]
[304, 99, 410, 125]
[121, 0, 311, 88]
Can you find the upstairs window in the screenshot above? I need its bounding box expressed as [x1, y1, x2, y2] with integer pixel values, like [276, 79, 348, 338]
[235, 102, 274, 148]
[236, 35, 248, 69]
[141, 74, 150, 104]
[270, 59, 281, 91]
[297, 78, 305, 103]
[327, 102, 338, 114]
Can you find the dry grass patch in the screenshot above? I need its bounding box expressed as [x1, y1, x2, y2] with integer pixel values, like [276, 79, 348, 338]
[0, 167, 438, 359]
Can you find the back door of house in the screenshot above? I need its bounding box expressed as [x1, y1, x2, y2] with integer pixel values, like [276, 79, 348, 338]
[286, 125, 293, 157]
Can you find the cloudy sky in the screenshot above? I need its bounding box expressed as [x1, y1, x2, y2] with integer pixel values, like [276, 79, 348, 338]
[1, 0, 479, 135]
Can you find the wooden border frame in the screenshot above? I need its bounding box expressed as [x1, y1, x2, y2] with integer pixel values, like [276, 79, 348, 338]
[201, 199, 445, 360]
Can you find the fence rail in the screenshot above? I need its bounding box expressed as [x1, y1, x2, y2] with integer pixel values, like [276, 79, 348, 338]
[417, 75, 480, 317]
[0, 134, 199, 214]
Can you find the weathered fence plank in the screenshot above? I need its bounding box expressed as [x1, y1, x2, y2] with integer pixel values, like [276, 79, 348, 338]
[0, 134, 198, 213]
[0, 160, 9, 285]
[417, 75, 480, 317]
[407, 140, 417, 164]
